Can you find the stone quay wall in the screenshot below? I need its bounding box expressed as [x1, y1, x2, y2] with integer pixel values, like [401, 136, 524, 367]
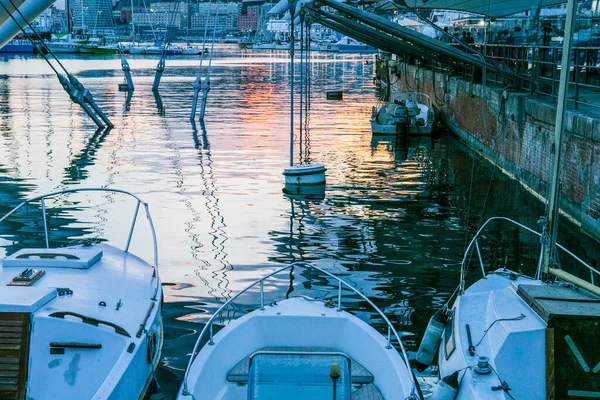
[390, 61, 600, 241]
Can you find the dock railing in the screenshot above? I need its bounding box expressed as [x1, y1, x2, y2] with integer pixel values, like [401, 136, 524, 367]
[181, 261, 420, 398]
[394, 43, 600, 111]
[459, 216, 600, 294]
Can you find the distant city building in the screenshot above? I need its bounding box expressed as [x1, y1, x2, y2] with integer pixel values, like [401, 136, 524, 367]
[189, 3, 239, 31]
[70, 0, 114, 33]
[237, 14, 257, 31]
[32, 7, 66, 33]
[133, 12, 181, 28]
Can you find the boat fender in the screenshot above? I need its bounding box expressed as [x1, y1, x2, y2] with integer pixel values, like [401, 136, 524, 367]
[431, 370, 459, 400]
[416, 308, 447, 371]
[427, 108, 435, 123]
[393, 105, 409, 125]
[147, 331, 157, 364]
[415, 118, 426, 127]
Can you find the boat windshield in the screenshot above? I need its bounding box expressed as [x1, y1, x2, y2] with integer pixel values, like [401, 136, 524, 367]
[248, 352, 351, 400]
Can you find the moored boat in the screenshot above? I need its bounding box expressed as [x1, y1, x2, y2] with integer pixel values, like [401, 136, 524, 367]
[371, 91, 435, 135]
[0, 188, 163, 399]
[177, 262, 422, 400]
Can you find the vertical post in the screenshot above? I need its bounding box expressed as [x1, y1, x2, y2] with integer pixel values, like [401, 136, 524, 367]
[41, 198, 49, 249]
[337, 280, 342, 312]
[125, 200, 141, 252]
[386, 326, 392, 349]
[130, 0, 135, 39]
[299, 18, 303, 165]
[260, 281, 265, 310]
[542, 0, 577, 275]
[289, 3, 296, 168]
[475, 239, 485, 277]
[574, 49, 579, 110]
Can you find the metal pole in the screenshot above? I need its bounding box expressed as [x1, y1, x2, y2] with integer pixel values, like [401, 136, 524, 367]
[289, 5, 296, 167]
[337, 280, 342, 311]
[542, 0, 577, 275]
[475, 239, 485, 277]
[125, 200, 141, 252]
[299, 18, 303, 165]
[41, 199, 49, 249]
[260, 281, 265, 310]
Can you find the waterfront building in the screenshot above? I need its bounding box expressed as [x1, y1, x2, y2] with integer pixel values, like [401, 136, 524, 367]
[70, 0, 114, 33]
[189, 2, 240, 31]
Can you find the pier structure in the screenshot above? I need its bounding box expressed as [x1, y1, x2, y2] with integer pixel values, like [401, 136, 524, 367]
[301, 1, 600, 241]
[380, 47, 600, 241]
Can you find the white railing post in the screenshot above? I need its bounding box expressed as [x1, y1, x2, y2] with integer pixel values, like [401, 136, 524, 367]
[41, 198, 49, 248]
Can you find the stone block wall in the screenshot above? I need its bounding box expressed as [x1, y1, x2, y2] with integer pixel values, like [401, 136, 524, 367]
[392, 62, 600, 241]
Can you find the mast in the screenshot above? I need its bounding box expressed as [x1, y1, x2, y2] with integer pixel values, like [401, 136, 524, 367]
[541, 0, 576, 274]
[130, 0, 135, 39]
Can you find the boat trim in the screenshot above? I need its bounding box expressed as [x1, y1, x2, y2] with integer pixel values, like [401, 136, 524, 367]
[459, 216, 600, 294]
[0, 188, 161, 300]
[49, 311, 131, 337]
[181, 261, 419, 396]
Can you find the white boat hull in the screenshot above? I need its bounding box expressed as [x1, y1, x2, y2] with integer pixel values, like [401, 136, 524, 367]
[178, 297, 416, 399]
[0, 244, 163, 399]
[371, 120, 433, 135]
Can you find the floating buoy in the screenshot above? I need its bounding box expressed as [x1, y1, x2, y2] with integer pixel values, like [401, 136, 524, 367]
[431, 370, 459, 400]
[326, 90, 343, 100]
[416, 308, 447, 371]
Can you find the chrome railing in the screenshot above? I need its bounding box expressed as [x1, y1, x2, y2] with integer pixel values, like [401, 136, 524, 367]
[0, 187, 161, 299]
[459, 217, 600, 294]
[181, 261, 419, 398]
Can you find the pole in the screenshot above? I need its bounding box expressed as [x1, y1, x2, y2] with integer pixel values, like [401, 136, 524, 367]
[130, 0, 135, 39]
[289, 3, 296, 167]
[542, 0, 577, 274]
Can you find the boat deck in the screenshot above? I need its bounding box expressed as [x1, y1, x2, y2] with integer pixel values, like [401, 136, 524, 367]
[0, 244, 161, 399]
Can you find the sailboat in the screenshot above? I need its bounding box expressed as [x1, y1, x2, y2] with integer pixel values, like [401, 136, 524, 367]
[0, 188, 163, 399]
[421, 0, 600, 399]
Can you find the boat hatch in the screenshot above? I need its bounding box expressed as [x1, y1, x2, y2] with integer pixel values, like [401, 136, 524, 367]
[0, 312, 32, 400]
[516, 284, 600, 398]
[247, 351, 352, 400]
[3, 248, 102, 270]
[0, 287, 56, 313]
[228, 347, 374, 385]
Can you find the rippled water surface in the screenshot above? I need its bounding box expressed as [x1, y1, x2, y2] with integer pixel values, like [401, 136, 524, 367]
[0, 45, 597, 398]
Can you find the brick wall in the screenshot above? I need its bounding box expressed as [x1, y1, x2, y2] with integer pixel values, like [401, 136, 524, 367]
[393, 62, 600, 241]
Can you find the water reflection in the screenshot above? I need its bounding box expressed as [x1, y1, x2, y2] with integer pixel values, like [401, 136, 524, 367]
[0, 47, 597, 398]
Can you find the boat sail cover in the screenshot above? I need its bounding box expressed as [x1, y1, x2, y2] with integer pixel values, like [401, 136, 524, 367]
[399, 0, 568, 17]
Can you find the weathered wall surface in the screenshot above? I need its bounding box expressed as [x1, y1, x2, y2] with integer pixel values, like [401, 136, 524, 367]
[391, 62, 600, 241]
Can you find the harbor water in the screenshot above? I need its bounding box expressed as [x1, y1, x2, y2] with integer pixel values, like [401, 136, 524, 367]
[0, 45, 597, 398]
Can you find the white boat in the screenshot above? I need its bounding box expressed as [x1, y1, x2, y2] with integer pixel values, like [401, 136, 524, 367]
[424, 2, 600, 398]
[180, 46, 201, 55]
[177, 262, 422, 400]
[371, 91, 435, 135]
[425, 218, 600, 399]
[332, 36, 376, 53]
[0, 188, 163, 399]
